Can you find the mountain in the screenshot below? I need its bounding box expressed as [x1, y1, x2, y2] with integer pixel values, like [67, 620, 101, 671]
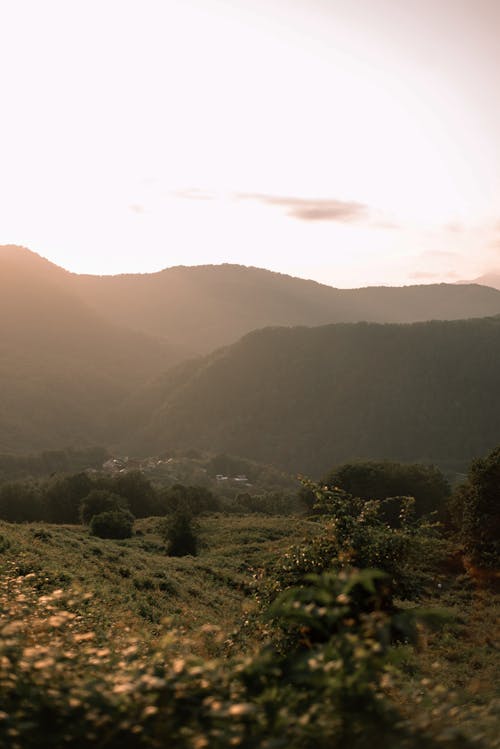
[128, 317, 500, 475]
[0, 246, 186, 452]
[3, 244, 500, 460]
[458, 272, 500, 291]
[71, 263, 500, 353]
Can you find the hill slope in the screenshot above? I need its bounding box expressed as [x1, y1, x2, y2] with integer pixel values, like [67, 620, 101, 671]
[128, 317, 500, 474]
[73, 263, 500, 353]
[0, 246, 185, 452]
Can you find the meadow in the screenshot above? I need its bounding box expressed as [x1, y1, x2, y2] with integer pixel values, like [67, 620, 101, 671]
[0, 506, 498, 748]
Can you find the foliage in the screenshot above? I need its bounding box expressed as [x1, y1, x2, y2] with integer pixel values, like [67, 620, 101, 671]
[453, 445, 500, 566]
[262, 482, 444, 602]
[231, 490, 305, 515]
[89, 509, 135, 539]
[320, 460, 450, 520]
[0, 446, 108, 483]
[159, 483, 220, 515]
[0, 514, 498, 748]
[0, 471, 160, 524]
[80, 490, 129, 524]
[0, 481, 43, 522]
[0, 564, 478, 749]
[159, 511, 199, 556]
[135, 317, 500, 474]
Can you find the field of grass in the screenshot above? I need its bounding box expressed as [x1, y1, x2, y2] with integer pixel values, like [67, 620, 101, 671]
[0, 514, 318, 648]
[0, 513, 498, 747]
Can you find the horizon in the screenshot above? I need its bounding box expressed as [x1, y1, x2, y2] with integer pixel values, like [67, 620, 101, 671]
[3, 243, 500, 289]
[1, 1, 500, 286]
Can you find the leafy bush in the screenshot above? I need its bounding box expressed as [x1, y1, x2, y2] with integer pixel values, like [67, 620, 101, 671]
[89, 509, 134, 539]
[453, 445, 500, 567]
[263, 482, 444, 602]
[80, 489, 128, 524]
[0, 566, 471, 749]
[159, 510, 198, 556]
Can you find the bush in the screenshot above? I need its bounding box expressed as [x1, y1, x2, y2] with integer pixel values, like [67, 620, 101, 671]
[80, 490, 128, 524]
[263, 481, 444, 602]
[159, 511, 198, 556]
[454, 445, 500, 567]
[89, 509, 135, 539]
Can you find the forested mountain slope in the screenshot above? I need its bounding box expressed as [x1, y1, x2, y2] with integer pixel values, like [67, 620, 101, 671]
[128, 317, 500, 474]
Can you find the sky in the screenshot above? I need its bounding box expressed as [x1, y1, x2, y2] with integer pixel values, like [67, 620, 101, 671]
[1, 0, 499, 287]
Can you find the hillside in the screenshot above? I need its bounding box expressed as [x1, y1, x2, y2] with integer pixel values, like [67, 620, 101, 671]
[128, 317, 500, 474]
[73, 262, 500, 353]
[0, 246, 186, 452]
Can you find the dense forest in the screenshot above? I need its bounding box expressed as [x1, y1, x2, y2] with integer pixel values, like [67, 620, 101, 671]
[130, 317, 500, 474]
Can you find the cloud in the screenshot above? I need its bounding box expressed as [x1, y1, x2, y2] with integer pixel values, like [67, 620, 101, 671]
[129, 204, 145, 214]
[409, 270, 459, 280]
[173, 188, 215, 201]
[419, 250, 461, 260]
[235, 192, 369, 222]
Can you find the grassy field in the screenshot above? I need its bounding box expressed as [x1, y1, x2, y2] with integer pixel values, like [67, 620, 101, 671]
[0, 513, 498, 747]
[0, 514, 318, 648]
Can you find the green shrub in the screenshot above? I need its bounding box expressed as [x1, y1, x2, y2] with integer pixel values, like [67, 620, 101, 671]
[263, 481, 444, 602]
[454, 445, 500, 567]
[159, 511, 198, 556]
[80, 490, 128, 524]
[89, 509, 134, 539]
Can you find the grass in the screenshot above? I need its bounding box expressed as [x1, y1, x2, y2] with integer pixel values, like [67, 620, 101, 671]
[0, 514, 318, 650]
[0, 514, 498, 746]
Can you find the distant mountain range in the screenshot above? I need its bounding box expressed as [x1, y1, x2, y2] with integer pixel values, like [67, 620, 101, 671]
[71, 260, 500, 353]
[2, 244, 500, 463]
[457, 271, 500, 290]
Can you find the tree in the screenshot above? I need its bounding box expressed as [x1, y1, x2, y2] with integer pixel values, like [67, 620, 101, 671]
[322, 461, 450, 521]
[43, 473, 94, 524]
[456, 445, 500, 567]
[80, 490, 128, 525]
[159, 511, 198, 556]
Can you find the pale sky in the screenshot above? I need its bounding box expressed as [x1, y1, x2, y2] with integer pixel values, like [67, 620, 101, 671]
[1, 0, 499, 287]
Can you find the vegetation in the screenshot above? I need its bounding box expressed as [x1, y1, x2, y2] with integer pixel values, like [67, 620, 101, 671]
[0, 446, 108, 483]
[90, 508, 135, 539]
[159, 510, 199, 556]
[3, 247, 500, 461]
[133, 318, 500, 474]
[0, 246, 499, 746]
[0, 502, 498, 747]
[450, 445, 500, 566]
[311, 460, 451, 520]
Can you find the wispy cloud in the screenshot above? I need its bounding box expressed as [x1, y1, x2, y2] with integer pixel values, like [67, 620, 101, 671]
[173, 188, 215, 201]
[129, 204, 145, 214]
[409, 270, 459, 280]
[419, 250, 461, 260]
[235, 192, 369, 222]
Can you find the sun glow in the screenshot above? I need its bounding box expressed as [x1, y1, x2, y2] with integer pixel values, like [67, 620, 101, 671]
[0, 0, 499, 284]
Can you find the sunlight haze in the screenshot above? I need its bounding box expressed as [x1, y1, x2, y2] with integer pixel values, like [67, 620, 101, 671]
[1, 0, 499, 286]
